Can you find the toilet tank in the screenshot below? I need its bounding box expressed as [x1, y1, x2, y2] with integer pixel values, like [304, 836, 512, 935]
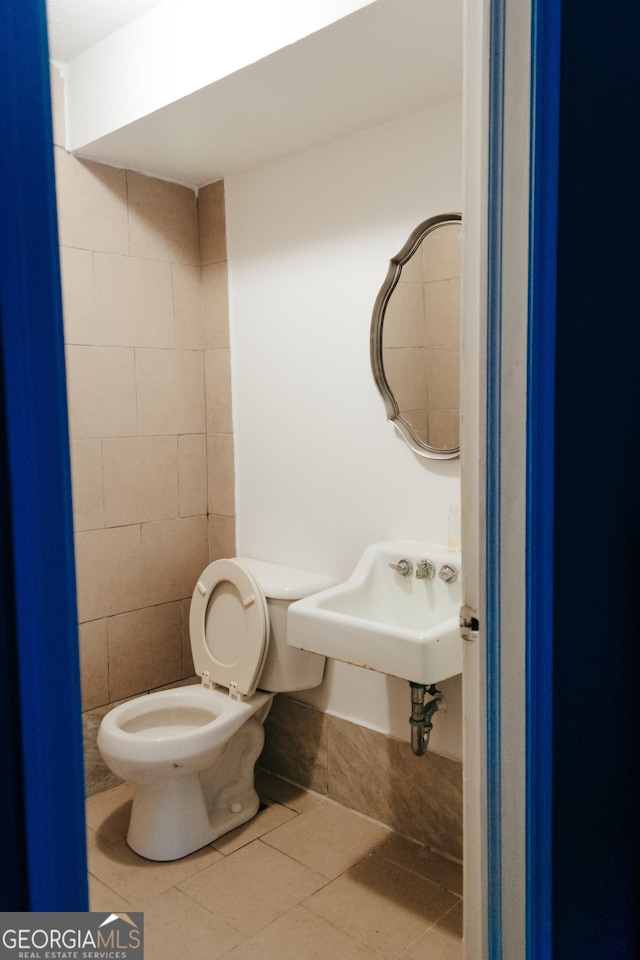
[237, 557, 333, 693]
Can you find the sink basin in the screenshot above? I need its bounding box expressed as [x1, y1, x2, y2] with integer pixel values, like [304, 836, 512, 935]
[287, 540, 462, 684]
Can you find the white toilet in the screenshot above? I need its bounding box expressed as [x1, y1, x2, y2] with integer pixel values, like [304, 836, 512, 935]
[97, 557, 331, 861]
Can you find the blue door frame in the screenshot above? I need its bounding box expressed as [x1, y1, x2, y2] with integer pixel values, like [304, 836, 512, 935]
[550, 0, 640, 955]
[0, 0, 88, 909]
[485, 0, 561, 955]
[488, 0, 639, 955]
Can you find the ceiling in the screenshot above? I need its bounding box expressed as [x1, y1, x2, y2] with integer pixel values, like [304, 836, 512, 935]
[45, 0, 463, 187]
[46, 0, 165, 62]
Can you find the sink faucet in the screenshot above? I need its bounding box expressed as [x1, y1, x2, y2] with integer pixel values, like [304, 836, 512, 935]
[388, 558, 413, 576]
[415, 559, 436, 580]
[439, 563, 459, 583]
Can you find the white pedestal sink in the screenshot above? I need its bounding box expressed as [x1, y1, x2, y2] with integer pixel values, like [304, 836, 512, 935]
[287, 540, 462, 685]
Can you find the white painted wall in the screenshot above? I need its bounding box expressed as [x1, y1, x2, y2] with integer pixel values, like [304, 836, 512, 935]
[226, 100, 464, 759]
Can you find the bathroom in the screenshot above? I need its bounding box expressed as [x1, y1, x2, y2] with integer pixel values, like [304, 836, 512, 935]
[4, 0, 640, 956]
[42, 0, 467, 956]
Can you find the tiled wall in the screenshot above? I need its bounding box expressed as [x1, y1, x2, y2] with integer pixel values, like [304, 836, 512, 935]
[260, 696, 463, 862]
[52, 65, 235, 717]
[382, 221, 461, 450]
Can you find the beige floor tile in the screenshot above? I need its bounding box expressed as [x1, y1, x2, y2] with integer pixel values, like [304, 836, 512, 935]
[85, 782, 134, 844]
[375, 836, 463, 896]
[431, 901, 463, 941]
[261, 799, 391, 879]
[88, 833, 223, 906]
[177, 839, 328, 937]
[400, 927, 463, 960]
[211, 802, 297, 855]
[303, 854, 459, 959]
[255, 771, 324, 813]
[217, 904, 375, 960]
[142, 888, 242, 960]
[88, 874, 134, 912]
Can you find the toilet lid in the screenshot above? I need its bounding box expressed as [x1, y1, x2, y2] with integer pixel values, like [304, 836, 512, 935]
[189, 559, 269, 698]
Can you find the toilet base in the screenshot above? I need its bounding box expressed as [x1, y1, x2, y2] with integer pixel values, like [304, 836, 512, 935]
[125, 715, 266, 861]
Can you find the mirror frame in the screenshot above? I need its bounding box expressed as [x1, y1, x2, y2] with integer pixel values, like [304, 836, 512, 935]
[370, 212, 462, 459]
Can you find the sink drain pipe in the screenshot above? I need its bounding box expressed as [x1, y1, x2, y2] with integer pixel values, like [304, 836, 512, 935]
[409, 683, 444, 756]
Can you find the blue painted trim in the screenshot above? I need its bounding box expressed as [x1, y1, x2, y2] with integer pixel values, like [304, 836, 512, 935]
[0, 0, 88, 908]
[0, 343, 30, 908]
[486, 0, 506, 954]
[525, 0, 560, 956]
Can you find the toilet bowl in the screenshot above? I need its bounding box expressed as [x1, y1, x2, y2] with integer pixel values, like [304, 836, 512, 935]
[97, 557, 331, 861]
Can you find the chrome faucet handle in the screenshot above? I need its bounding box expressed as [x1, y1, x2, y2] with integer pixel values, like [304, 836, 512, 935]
[439, 563, 459, 584]
[416, 559, 436, 580]
[388, 558, 413, 577]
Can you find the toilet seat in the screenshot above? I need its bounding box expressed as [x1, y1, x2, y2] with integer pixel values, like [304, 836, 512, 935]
[189, 559, 270, 699]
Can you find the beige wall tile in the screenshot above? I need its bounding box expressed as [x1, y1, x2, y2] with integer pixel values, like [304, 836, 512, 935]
[428, 409, 457, 451]
[75, 525, 142, 622]
[103, 436, 179, 527]
[54, 148, 129, 254]
[207, 433, 235, 517]
[202, 262, 229, 348]
[208, 514, 236, 561]
[79, 619, 109, 710]
[178, 434, 207, 517]
[425, 346, 459, 409]
[262, 696, 328, 795]
[198, 180, 227, 265]
[452, 408, 460, 448]
[404, 408, 430, 443]
[83, 703, 125, 795]
[400, 245, 425, 283]
[326, 714, 463, 860]
[94, 253, 175, 348]
[66, 345, 137, 439]
[127, 171, 199, 265]
[383, 281, 425, 348]
[423, 280, 452, 346]
[173, 263, 204, 350]
[260, 702, 463, 861]
[381, 347, 428, 412]
[107, 602, 182, 700]
[141, 515, 209, 606]
[136, 348, 206, 436]
[70, 439, 104, 531]
[206, 349, 233, 434]
[422, 222, 461, 283]
[255, 772, 325, 813]
[448, 277, 461, 345]
[59, 247, 98, 344]
[181, 598, 195, 677]
[49, 63, 66, 147]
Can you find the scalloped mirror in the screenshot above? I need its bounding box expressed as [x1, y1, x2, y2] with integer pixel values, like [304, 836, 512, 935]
[370, 213, 461, 459]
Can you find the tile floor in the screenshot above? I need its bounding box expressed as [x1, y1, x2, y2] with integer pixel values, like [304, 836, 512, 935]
[86, 772, 463, 960]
